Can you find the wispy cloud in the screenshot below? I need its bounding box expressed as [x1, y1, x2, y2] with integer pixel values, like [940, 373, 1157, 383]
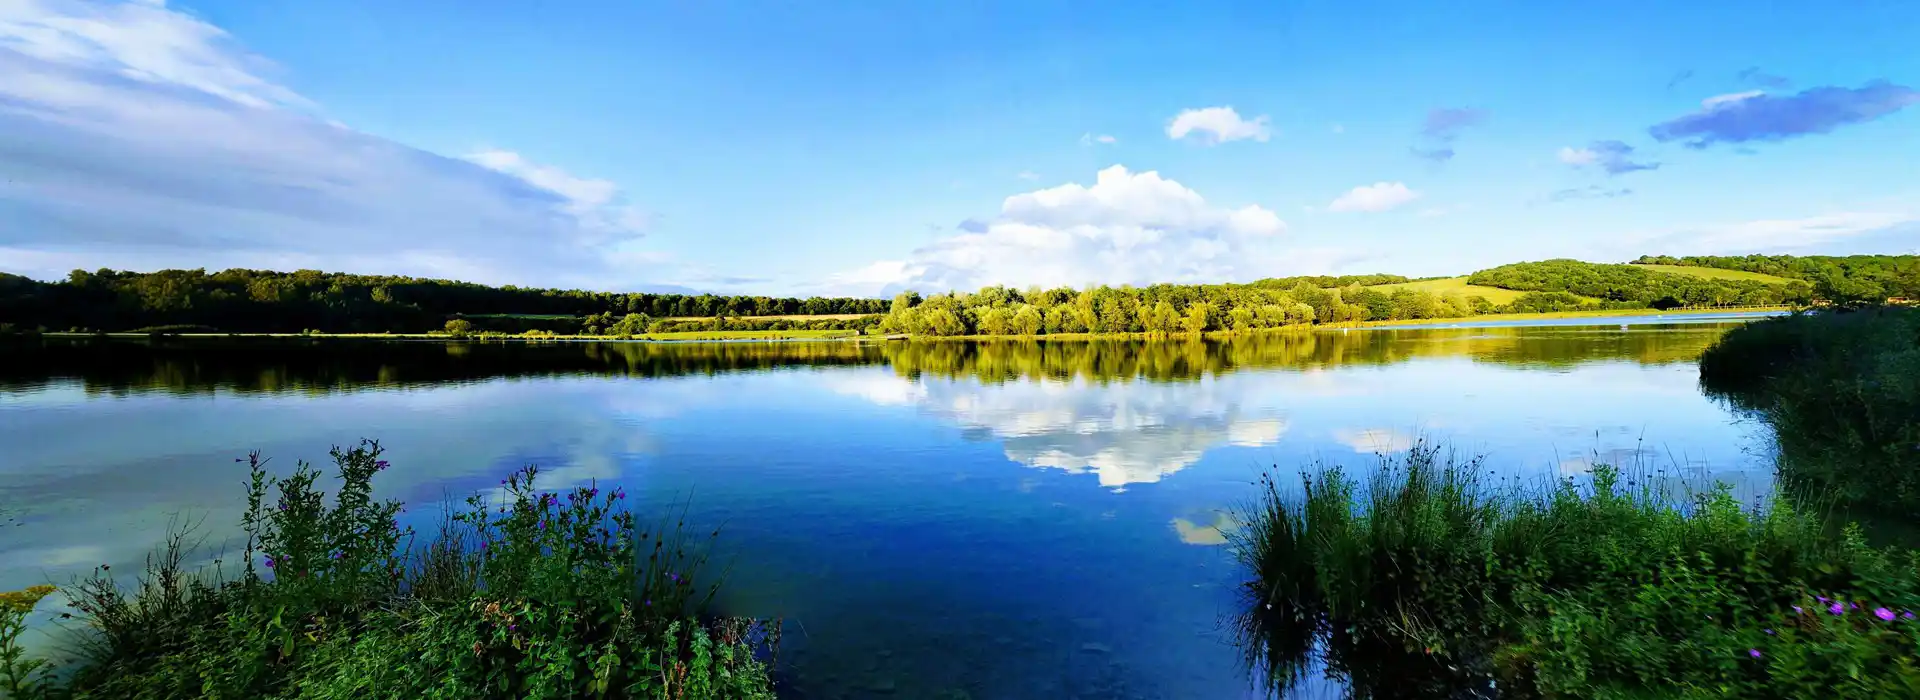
[1649, 81, 1920, 148]
[1328, 182, 1421, 213]
[1736, 67, 1791, 89]
[1016, 170, 1040, 181]
[1412, 107, 1486, 162]
[1079, 132, 1117, 146]
[1166, 106, 1271, 145]
[1633, 211, 1916, 253]
[1548, 186, 1635, 202]
[1556, 140, 1660, 175]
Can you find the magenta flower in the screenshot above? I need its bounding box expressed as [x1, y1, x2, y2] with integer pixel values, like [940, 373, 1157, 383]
[1817, 595, 1830, 603]
[1791, 605, 1803, 614]
[1748, 649, 1762, 658]
[1877, 608, 1896, 621]
[1905, 611, 1916, 620]
[1830, 603, 1846, 615]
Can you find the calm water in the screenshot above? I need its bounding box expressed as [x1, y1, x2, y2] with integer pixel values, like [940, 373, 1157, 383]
[0, 319, 1775, 698]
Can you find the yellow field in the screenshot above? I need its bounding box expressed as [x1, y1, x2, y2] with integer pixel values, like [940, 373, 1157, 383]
[1634, 264, 1797, 285]
[1363, 277, 1533, 304]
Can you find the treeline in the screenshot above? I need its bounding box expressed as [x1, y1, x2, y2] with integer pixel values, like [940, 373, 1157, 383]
[875, 275, 1645, 337]
[0, 268, 887, 334]
[1632, 254, 1920, 303]
[459, 311, 882, 336]
[1470, 259, 1812, 307]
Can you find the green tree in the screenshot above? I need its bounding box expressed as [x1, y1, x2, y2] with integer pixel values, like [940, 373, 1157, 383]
[443, 318, 473, 337]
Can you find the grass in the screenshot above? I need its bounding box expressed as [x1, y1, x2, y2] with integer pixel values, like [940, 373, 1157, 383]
[1363, 276, 1538, 305]
[1637, 264, 1800, 285]
[658, 314, 871, 322]
[1234, 440, 1920, 699]
[635, 329, 857, 341]
[0, 442, 779, 699]
[41, 329, 863, 342]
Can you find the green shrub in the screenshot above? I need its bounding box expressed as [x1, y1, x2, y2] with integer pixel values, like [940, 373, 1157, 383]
[1235, 441, 1920, 699]
[17, 442, 777, 699]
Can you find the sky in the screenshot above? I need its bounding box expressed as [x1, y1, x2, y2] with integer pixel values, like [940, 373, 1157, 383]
[2, 0, 1917, 298]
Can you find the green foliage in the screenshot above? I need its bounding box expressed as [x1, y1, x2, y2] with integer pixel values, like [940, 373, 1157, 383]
[1634, 254, 1920, 303]
[1234, 441, 1920, 699]
[16, 443, 778, 699]
[1471, 259, 1810, 306]
[443, 319, 474, 337]
[1700, 308, 1920, 516]
[0, 267, 886, 334]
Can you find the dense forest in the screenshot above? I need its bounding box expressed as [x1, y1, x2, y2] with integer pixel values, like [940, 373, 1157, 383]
[1631, 254, 1920, 303]
[1469, 259, 1812, 307]
[0, 256, 1909, 336]
[0, 268, 887, 334]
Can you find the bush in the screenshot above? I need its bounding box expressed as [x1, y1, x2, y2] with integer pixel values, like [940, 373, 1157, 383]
[9, 442, 778, 699]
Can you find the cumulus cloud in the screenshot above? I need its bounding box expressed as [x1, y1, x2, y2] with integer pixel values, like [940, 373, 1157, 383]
[1649, 81, 1920, 148]
[1079, 132, 1117, 146]
[1556, 140, 1659, 175]
[1328, 182, 1421, 213]
[1412, 107, 1486, 162]
[821, 165, 1333, 295]
[827, 371, 1290, 489]
[0, 0, 663, 288]
[1166, 106, 1271, 144]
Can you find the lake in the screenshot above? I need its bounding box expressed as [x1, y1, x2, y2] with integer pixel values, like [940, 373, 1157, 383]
[0, 318, 1777, 699]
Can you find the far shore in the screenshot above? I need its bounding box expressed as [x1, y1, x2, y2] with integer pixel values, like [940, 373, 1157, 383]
[22, 306, 1800, 344]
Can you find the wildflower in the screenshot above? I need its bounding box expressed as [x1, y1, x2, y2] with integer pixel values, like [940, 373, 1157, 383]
[1876, 608, 1896, 621]
[1906, 611, 1916, 620]
[331, 551, 345, 560]
[375, 460, 390, 471]
[1749, 649, 1762, 659]
[1830, 603, 1845, 615]
[1764, 629, 1774, 635]
[645, 599, 652, 606]
[265, 556, 276, 569]
[1792, 605, 1802, 614]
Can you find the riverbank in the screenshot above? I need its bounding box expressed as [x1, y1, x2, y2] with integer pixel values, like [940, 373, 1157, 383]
[35, 328, 860, 342]
[0, 443, 779, 699]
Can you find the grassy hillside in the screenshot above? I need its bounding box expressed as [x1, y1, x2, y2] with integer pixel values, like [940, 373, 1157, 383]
[1634, 264, 1797, 285]
[1363, 276, 1535, 304]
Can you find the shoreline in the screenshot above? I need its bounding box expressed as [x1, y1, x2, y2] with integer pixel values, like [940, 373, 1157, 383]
[19, 307, 1797, 344]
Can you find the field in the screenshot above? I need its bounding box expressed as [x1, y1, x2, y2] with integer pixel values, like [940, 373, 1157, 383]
[659, 313, 874, 322]
[1362, 276, 1534, 304]
[1633, 264, 1798, 284]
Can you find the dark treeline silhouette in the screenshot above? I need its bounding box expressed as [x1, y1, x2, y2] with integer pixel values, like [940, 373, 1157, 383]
[1, 323, 1738, 396]
[1632, 254, 1920, 304]
[0, 268, 888, 334]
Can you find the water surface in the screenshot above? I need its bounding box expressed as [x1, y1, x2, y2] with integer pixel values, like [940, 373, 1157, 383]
[0, 319, 1773, 698]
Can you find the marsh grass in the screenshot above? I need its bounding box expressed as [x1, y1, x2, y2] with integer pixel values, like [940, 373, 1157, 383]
[1, 441, 778, 699]
[1699, 307, 1920, 519]
[1234, 441, 1920, 699]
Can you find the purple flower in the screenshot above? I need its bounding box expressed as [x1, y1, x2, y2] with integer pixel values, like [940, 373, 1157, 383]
[1749, 649, 1762, 659]
[1830, 603, 1846, 615]
[1792, 605, 1803, 614]
[1817, 595, 1830, 603]
[537, 521, 546, 530]
[1876, 608, 1896, 621]
[264, 556, 276, 569]
[375, 460, 390, 471]
[331, 551, 344, 560]
[1763, 629, 1774, 635]
[1905, 611, 1916, 620]
[645, 599, 652, 607]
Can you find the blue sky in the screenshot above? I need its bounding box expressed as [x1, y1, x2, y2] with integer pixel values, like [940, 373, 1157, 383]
[2, 0, 1917, 297]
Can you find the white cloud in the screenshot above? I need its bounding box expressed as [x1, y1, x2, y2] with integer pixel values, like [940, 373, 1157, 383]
[0, 0, 665, 288]
[1557, 146, 1598, 166]
[1166, 106, 1271, 144]
[818, 165, 1329, 295]
[1701, 90, 1765, 109]
[1327, 182, 1421, 213]
[1079, 132, 1117, 146]
[1016, 170, 1040, 181]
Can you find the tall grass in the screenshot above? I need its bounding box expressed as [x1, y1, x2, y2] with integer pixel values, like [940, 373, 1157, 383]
[1699, 307, 1920, 516]
[1234, 441, 1920, 699]
[1, 441, 779, 699]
